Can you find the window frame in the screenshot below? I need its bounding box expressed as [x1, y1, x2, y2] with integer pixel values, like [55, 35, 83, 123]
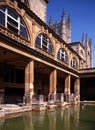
[71, 57, 78, 68]
[57, 48, 68, 63]
[35, 33, 53, 54]
[0, 6, 29, 40]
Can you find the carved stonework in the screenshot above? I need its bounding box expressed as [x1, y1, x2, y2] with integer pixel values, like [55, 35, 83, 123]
[0, 25, 30, 47]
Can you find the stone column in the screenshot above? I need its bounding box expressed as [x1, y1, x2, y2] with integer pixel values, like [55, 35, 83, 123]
[64, 75, 71, 102]
[49, 69, 57, 101]
[25, 60, 34, 104]
[65, 75, 71, 94]
[74, 78, 80, 101]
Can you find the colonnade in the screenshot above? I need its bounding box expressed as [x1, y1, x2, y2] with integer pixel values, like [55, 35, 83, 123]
[24, 60, 80, 104]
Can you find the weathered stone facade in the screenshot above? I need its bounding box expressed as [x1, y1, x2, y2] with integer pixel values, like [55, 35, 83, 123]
[70, 34, 92, 69]
[49, 10, 92, 69]
[49, 10, 71, 43]
[0, 0, 94, 104]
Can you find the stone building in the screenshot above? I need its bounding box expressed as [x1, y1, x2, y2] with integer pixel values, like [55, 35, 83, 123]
[49, 9, 71, 43]
[69, 34, 92, 69]
[0, 0, 95, 104]
[49, 10, 92, 69]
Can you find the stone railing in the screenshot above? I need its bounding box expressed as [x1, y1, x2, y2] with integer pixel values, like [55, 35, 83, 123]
[35, 47, 54, 60]
[31, 93, 79, 104]
[55, 93, 64, 103]
[80, 68, 95, 73]
[32, 94, 44, 104]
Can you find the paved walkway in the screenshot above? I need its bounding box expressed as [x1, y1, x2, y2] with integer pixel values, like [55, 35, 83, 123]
[0, 104, 31, 118]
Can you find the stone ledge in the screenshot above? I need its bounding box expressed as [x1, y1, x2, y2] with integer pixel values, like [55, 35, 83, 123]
[0, 104, 32, 118]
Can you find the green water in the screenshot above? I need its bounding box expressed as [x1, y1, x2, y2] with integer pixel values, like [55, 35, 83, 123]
[0, 104, 95, 130]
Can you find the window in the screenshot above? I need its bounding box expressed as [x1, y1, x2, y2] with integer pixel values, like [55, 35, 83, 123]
[0, 6, 29, 40]
[5, 68, 24, 84]
[57, 48, 68, 63]
[71, 57, 77, 68]
[35, 33, 53, 54]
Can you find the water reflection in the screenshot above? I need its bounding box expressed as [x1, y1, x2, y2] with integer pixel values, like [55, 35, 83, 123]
[0, 104, 95, 130]
[47, 109, 56, 130]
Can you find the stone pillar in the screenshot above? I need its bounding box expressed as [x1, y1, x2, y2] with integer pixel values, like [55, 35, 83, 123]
[64, 75, 71, 102]
[65, 75, 71, 94]
[25, 60, 34, 104]
[74, 78, 80, 101]
[49, 69, 57, 101]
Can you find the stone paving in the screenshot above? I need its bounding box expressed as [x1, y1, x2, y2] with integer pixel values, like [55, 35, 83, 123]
[0, 104, 31, 118]
[0, 101, 82, 118]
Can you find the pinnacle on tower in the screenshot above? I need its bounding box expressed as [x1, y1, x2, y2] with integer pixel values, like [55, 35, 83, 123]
[67, 15, 71, 26]
[89, 38, 92, 48]
[82, 33, 85, 46]
[85, 33, 88, 42]
[62, 9, 65, 17]
[49, 16, 53, 27]
[61, 9, 66, 22]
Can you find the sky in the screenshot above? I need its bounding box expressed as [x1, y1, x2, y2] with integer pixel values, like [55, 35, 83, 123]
[46, 0, 95, 67]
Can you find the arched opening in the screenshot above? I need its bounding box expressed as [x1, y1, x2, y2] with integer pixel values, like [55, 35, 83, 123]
[71, 57, 78, 68]
[0, 6, 29, 40]
[35, 33, 54, 54]
[57, 48, 68, 63]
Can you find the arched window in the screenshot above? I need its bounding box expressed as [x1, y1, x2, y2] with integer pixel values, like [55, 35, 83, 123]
[35, 33, 53, 54]
[57, 48, 68, 63]
[0, 6, 29, 40]
[71, 57, 78, 68]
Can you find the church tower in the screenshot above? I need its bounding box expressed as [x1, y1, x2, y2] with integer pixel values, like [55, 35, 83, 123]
[60, 9, 67, 42]
[49, 9, 71, 43]
[60, 10, 71, 43]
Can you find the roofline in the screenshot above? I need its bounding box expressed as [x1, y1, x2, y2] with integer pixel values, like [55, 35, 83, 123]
[16, 1, 82, 60]
[45, 0, 50, 3]
[69, 41, 84, 48]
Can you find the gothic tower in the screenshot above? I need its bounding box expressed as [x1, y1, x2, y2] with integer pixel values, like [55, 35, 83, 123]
[49, 9, 71, 43]
[60, 9, 67, 42]
[60, 10, 71, 43]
